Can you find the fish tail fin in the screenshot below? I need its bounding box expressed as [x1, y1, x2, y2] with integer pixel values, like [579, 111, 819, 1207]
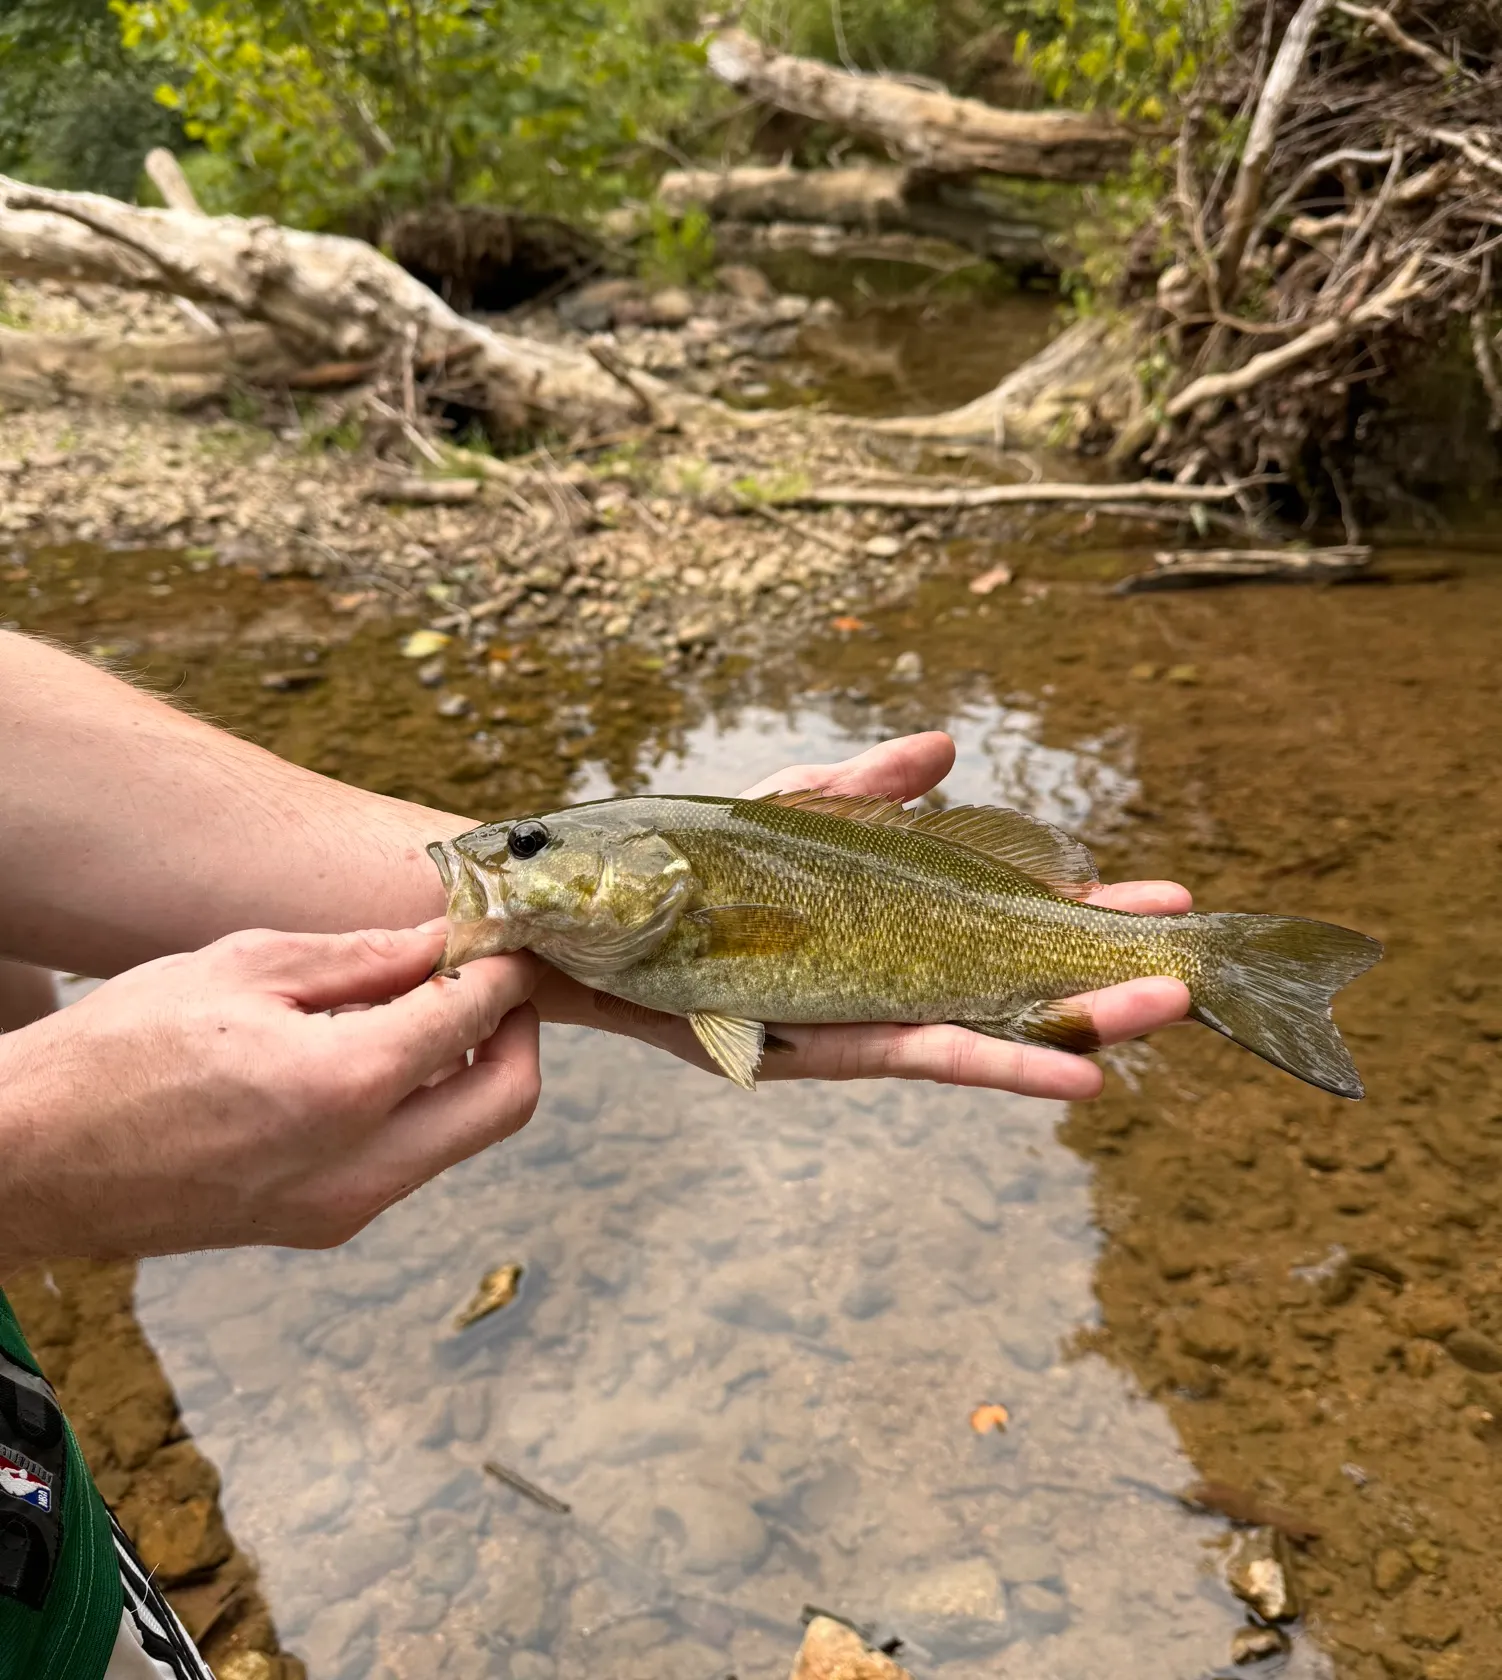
[1188, 913, 1382, 1099]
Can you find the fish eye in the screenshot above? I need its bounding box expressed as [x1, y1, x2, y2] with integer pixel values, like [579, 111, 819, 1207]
[507, 820, 551, 860]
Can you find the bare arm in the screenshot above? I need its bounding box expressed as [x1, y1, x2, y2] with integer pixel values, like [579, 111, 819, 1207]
[0, 629, 467, 975]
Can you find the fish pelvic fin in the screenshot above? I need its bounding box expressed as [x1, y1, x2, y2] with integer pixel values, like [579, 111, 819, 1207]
[957, 1002, 1102, 1056]
[690, 1011, 766, 1090]
[1189, 913, 1382, 1099]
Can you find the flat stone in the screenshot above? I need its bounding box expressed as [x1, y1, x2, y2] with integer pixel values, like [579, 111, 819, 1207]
[840, 1280, 895, 1320]
[322, 1520, 410, 1597]
[659, 1481, 769, 1575]
[1231, 1624, 1289, 1664]
[482, 1540, 554, 1649]
[895, 1556, 1004, 1620]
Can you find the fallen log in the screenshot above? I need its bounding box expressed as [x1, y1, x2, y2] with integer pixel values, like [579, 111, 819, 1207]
[0, 175, 668, 437]
[0, 321, 293, 407]
[705, 27, 1135, 182]
[658, 165, 1071, 266]
[1114, 545, 1372, 593]
[866, 314, 1146, 450]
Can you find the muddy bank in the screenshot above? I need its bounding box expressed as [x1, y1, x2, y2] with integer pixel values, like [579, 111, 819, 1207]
[6, 1263, 305, 1680]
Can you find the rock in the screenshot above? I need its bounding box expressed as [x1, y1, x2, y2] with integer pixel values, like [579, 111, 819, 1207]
[1227, 1528, 1299, 1622]
[436, 692, 472, 719]
[1011, 1581, 1069, 1635]
[1445, 1327, 1502, 1373]
[484, 1541, 554, 1648]
[400, 629, 451, 659]
[450, 1383, 490, 1444]
[772, 294, 811, 322]
[298, 1598, 377, 1680]
[1400, 1287, 1465, 1341]
[560, 278, 639, 331]
[864, 535, 903, 559]
[992, 1532, 1061, 1585]
[416, 656, 446, 687]
[1177, 1306, 1245, 1365]
[1231, 1624, 1290, 1664]
[1398, 1592, 1461, 1649]
[1375, 1548, 1418, 1595]
[890, 650, 922, 681]
[895, 1557, 1004, 1619]
[259, 669, 324, 693]
[645, 287, 694, 327]
[716, 264, 775, 304]
[286, 1472, 353, 1534]
[840, 1279, 894, 1320]
[134, 1498, 233, 1584]
[322, 1520, 410, 1598]
[660, 1482, 769, 1575]
[790, 1617, 913, 1680]
[414, 1516, 476, 1596]
[969, 564, 1013, 595]
[307, 1318, 373, 1370]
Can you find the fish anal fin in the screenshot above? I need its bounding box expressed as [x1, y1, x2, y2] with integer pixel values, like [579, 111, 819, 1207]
[909, 805, 1100, 898]
[690, 1011, 766, 1090]
[958, 1001, 1102, 1056]
[757, 789, 911, 825]
[688, 903, 808, 957]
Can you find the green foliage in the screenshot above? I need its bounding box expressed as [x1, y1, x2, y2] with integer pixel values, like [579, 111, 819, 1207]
[114, 0, 709, 229]
[1015, 0, 1236, 119]
[638, 205, 716, 288]
[0, 0, 182, 194]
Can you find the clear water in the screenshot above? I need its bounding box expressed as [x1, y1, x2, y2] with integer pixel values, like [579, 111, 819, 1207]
[130, 697, 1292, 1680]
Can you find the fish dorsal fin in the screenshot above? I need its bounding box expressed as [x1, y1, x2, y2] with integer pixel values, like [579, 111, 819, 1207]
[757, 789, 911, 825]
[906, 805, 1101, 899]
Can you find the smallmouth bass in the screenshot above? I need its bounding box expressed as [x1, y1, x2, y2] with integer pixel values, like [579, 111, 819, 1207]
[428, 790, 1381, 1097]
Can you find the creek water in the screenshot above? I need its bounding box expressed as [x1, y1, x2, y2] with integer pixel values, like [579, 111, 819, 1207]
[6, 520, 1500, 1680]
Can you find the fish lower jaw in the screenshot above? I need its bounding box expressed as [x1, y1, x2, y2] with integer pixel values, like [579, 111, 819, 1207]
[440, 915, 527, 968]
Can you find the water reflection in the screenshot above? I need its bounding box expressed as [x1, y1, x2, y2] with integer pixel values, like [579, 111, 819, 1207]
[136, 697, 1244, 1680]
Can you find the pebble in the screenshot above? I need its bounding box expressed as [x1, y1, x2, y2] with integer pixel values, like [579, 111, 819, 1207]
[864, 535, 903, 559]
[1231, 1624, 1290, 1664]
[416, 656, 446, 687]
[840, 1279, 895, 1320]
[1226, 1528, 1299, 1622]
[320, 1519, 411, 1597]
[895, 1556, 1005, 1619]
[660, 1480, 770, 1574]
[436, 691, 472, 718]
[1444, 1326, 1502, 1372]
[890, 649, 923, 680]
[1375, 1547, 1417, 1595]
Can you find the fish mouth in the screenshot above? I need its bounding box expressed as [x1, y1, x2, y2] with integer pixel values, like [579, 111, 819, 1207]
[426, 840, 522, 968]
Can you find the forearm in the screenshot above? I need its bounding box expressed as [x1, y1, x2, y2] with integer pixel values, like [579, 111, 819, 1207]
[0, 631, 469, 975]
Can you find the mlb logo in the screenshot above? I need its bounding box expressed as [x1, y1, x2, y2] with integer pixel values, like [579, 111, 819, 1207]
[0, 1454, 51, 1514]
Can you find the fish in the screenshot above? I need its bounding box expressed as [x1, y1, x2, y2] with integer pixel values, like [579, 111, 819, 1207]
[427, 790, 1381, 1097]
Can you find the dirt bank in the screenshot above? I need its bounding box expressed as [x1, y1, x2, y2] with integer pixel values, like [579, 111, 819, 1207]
[6, 1263, 305, 1680]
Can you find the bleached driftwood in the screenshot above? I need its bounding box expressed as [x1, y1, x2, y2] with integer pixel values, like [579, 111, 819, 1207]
[705, 28, 1134, 182]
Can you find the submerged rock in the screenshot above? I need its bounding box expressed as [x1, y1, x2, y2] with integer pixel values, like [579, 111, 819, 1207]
[1227, 1528, 1300, 1622]
[790, 1616, 913, 1680]
[1230, 1623, 1290, 1664]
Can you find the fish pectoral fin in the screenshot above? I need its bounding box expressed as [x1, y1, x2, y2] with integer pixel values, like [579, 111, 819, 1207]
[957, 1002, 1102, 1056]
[689, 1011, 766, 1090]
[687, 903, 809, 957]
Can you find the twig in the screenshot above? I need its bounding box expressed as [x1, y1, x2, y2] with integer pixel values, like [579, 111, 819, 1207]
[483, 1460, 571, 1515]
[1471, 309, 1502, 429]
[1425, 128, 1502, 184]
[784, 479, 1266, 511]
[1166, 252, 1426, 418]
[585, 340, 672, 430]
[1218, 0, 1335, 302]
[731, 489, 854, 557]
[1323, 141, 1404, 293]
[1334, 2, 1474, 80]
[366, 394, 444, 467]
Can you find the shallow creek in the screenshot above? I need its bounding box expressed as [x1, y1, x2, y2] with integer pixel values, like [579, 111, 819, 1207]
[4, 534, 1499, 1680]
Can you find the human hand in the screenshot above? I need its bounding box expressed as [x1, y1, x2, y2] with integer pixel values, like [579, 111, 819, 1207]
[0, 928, 539, 1270]
[533, 731, 1191, 1099]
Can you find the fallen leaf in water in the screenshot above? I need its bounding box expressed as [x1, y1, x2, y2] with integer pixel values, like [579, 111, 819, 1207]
[969, 1404, 1010, 1434]
[454, 1263, 524, 1331]
[969, 565, 1013, 596]
[401, 628, 452, 659]
[830, 615, 870, 633]
[2, 567, 28, 582]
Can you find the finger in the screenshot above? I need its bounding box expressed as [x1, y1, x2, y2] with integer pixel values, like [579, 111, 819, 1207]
[1086, 880, 1194, 914]
[760, 1021, 1107, 1099]
[213, 926, 447, 1011]
[1057, 977, 1191, 1043]
[341, 1004, 543, 1211]
[740, 731, 956, 802]
[328, 950, 540, 1098]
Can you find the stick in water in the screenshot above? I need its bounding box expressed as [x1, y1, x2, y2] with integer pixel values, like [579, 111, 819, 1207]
[483, 1459, 572, 1515]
